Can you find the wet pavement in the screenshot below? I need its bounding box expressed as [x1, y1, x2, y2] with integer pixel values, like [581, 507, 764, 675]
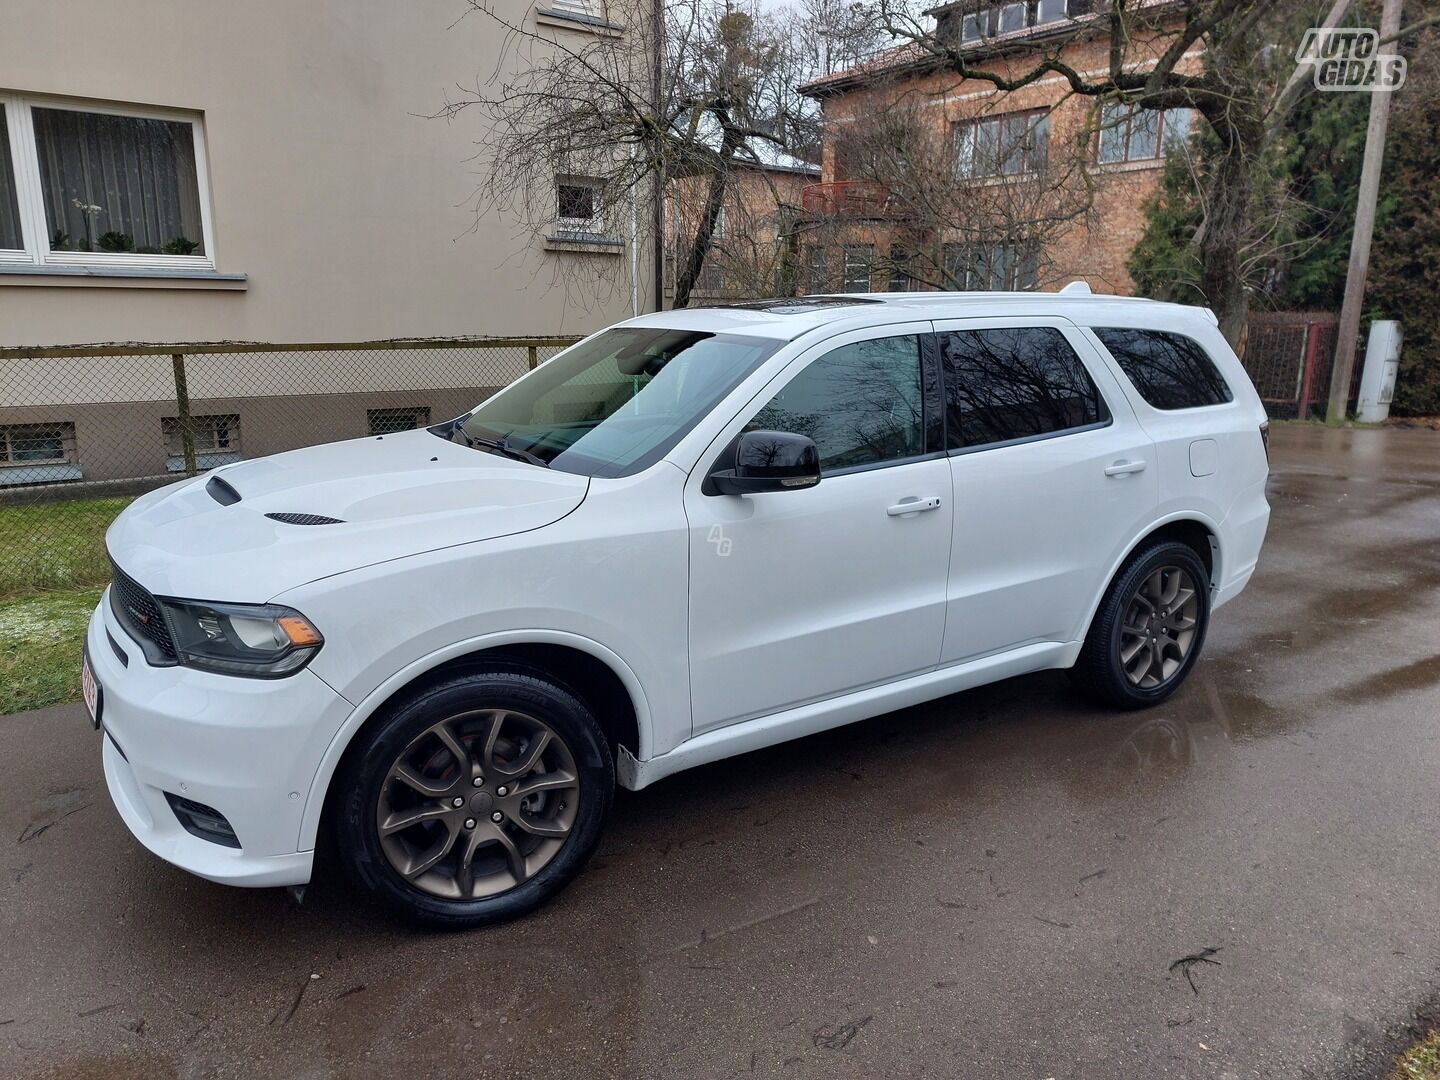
[2, 423, 1438, 1080]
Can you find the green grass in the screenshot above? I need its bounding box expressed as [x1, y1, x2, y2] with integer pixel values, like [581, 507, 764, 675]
[0, 496, 133, 713]
[0, 496, 132, 598]
[1394, 1031, 1440, 1080]
[0, 587, 104, 715]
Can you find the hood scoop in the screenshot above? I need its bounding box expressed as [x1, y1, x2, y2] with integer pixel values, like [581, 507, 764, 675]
[207, 475, 242, 505]
[265, 512, 346, 526]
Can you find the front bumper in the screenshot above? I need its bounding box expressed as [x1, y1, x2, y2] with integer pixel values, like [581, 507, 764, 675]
[87, 589, 352, 887]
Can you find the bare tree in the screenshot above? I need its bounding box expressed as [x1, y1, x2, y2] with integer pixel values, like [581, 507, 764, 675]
[441, 0, 815, 308]
[800, 79, 1101, 293]
[866, 0, 1400, 343]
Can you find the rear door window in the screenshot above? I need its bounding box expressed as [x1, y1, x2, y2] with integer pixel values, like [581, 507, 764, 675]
[1093, 327, 1233, 410]
[940, 326, 1110, 451]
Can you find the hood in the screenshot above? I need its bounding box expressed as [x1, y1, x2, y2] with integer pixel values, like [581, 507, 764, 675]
[106, 428, 589, 601]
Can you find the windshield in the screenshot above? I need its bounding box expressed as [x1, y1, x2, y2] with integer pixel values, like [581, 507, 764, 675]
[446, 327, 784, 478]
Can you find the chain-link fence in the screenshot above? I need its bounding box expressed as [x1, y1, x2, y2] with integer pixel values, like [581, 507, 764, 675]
[0, 337, 577, 598]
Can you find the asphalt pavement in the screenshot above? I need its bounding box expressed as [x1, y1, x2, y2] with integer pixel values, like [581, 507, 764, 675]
[2, 422, 1438, 1080]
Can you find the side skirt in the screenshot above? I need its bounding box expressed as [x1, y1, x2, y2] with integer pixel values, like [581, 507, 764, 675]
[617, 640, 1079, 791]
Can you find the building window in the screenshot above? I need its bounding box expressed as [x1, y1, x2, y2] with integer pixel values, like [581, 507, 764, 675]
[0, 109, 21, 252]
[887, 245, 913, 292]
[954, 110, 1049, 179]
[842, 244, 873, 293]
[1098, 103, 1192, 164]
[0, 422, 81, 486]
[163, 414, 241, 473]
[1036, 0, 1069, 25]
[997, 2, 1027, 33]
[556, 177, 606, 235]
[368, 406, 432, 435]
[807, 246, 829, 294]
[546, 0, 602, 18]
[943, 241, 1039, 291]
[0, 93, 212, 267]
[962, 9, 990, 41]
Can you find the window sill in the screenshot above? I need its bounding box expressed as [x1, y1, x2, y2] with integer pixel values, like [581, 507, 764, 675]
[1092, 158, 1165, 175]
[534, 9, 625, 35]
[0, 463, 82, 487]
[544, 233, 625, 255]
[166, 452, 243, 473]
[0, 264, 248, 290]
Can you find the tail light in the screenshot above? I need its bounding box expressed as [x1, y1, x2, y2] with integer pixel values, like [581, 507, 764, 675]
[1259, 420, 1270, 463]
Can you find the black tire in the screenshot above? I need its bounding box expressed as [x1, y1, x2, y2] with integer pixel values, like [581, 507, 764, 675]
[1071, 540, 1211, 710]
[334, 665, 614, 929]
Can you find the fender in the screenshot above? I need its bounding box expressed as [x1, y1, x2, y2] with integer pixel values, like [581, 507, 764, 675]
[1073, 510, 1225, 645]
[295, 629, 655, 852]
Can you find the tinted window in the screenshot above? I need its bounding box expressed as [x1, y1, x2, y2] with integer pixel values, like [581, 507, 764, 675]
[746, 336, 924, 471]
[941, 327, 1109, 450]
[1093, 328, 1234, 410]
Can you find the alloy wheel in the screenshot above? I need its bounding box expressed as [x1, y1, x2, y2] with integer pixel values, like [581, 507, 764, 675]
[1118, 565, 1200, 690]
[375, 708, 580, 900]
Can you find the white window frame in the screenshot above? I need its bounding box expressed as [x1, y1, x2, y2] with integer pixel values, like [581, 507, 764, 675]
[997, 2, 1027, 33]
[555, 175, 607, 236]
[961, 9, 989, 41]
[0, 421, 82, 486]
[842, 244, 873, 293]
[0, 91, 216, 271]
[162, 413, 241, 472]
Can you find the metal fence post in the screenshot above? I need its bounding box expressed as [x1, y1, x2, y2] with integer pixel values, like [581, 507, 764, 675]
[171, 352, 198, 476]
[1297, 322, 1321, 421]
[527, 345, 538, 371]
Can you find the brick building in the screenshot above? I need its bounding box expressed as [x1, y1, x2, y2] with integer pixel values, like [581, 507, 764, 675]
[796, 0, 1197, 297]
[666, 138, 819, 306]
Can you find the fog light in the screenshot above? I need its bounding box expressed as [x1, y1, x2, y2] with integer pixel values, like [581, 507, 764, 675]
[165, 792, 241, 849]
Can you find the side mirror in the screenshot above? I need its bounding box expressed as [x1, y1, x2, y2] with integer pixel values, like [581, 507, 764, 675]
[709, 430, 821, 495]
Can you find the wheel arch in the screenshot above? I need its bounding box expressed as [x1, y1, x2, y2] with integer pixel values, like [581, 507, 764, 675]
[1076, 513, 1222, 645]
[298, 631, 651, 853]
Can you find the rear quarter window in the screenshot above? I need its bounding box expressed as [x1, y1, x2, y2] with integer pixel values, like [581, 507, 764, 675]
[1093, 328, 1234, 410]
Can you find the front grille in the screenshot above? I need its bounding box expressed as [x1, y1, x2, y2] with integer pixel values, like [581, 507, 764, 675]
[109, 560, 178, 664]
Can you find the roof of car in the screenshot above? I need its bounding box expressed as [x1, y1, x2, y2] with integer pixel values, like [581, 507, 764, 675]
[619, 285, 1219, 343]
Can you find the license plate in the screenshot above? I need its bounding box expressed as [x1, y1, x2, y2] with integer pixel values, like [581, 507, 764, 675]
[81, 648, 102, 730]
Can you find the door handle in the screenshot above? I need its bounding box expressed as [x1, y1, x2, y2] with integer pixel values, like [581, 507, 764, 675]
[1104, 460, 1147, 477]
[887, 496, 943, 516]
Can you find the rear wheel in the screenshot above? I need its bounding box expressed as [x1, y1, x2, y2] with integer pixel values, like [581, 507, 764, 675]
[1071, 540, 1210, 710]
[335, 668, 613, 929]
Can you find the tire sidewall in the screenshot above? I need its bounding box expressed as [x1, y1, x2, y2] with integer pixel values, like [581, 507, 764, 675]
[1101, 542, 1211, 708]
[337, 669, 614, 928]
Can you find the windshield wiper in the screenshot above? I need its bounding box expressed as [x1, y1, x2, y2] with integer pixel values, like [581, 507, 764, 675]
[460, 431, 549, 468]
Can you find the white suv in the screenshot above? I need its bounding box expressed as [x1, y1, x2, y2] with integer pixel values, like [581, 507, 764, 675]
[86, 288, 1270, 927]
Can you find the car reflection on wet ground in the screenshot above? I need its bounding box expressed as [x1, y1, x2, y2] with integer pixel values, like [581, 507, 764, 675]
[2, 423, 1438, 1080]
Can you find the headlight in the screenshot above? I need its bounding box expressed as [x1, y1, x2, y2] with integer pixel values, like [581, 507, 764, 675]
[158, 598, 324, 678]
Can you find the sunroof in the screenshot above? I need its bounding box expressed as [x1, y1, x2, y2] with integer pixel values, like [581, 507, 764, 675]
[714, 296, 885, 314]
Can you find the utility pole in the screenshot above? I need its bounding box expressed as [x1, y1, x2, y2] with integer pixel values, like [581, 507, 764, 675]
[651, 0, 666, 313]
[1327, 0, 1403, 425]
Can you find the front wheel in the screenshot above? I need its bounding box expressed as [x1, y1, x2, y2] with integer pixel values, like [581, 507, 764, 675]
[335, 668, 614, 929]
[1071, 541, 1211, 710]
